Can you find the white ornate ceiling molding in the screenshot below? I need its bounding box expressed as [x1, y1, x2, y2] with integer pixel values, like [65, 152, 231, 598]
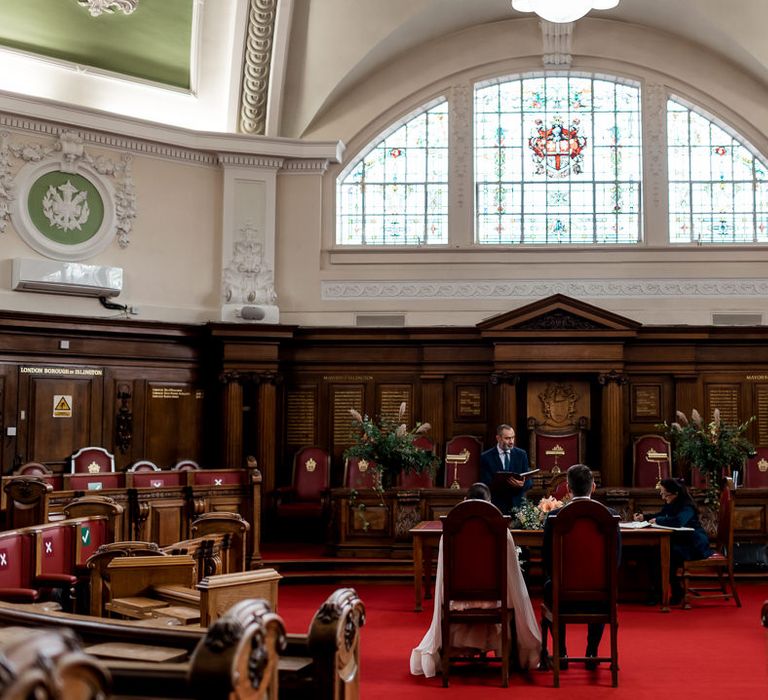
[321, 278, 768, 300]
[217, 153, 284, 169]
[281, 159, 330, 174]
[540, 20, 573, 67]
[1, 130, 136, 256]
[77, 0, 139, 17]
[239, 0, 278, 135]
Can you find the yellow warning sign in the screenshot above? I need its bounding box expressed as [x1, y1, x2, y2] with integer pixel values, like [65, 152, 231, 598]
[53, 394, 73, 418]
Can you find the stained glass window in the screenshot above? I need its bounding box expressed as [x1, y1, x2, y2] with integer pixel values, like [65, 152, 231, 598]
[667, 99, 768, 243]
[336, 100, 448, 245]
[474, 74, 642, 245]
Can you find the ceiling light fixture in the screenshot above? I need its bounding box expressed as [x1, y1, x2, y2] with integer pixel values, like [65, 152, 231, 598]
[512, 0, 619, 24]
[77, 0, 139, 17]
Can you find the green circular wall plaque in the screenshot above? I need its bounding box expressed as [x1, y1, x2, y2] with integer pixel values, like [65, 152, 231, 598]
[27, 171, 105, 245]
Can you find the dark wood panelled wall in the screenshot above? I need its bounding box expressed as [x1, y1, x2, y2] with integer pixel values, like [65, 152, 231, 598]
[3, 295, 768, 500]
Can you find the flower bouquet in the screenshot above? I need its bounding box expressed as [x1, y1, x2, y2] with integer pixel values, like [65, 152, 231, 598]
[513, 496, 565, 530]
[344, 402, 438, 489]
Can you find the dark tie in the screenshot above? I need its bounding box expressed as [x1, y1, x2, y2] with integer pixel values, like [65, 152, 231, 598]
[504, 450, 510, 471]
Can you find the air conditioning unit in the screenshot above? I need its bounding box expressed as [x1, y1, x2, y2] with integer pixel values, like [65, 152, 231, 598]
[12, 258, 123, 298]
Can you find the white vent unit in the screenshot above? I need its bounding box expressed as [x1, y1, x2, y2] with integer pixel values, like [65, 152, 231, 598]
[355, 314, 406, 327]
[12, 258, 123, 298]
[712, 312, 763, 326]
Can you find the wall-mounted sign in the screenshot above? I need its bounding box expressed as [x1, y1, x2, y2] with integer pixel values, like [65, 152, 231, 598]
[53, 395, 73, 418]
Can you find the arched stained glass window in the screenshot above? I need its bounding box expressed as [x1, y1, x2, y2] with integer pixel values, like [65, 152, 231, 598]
[667, 99, 768, 243]
[336, 100, 448, 245]
[474, 74, 642, 245]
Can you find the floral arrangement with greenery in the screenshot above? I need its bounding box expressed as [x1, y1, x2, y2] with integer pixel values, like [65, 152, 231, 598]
[659, 409, 755, 503]
[344, 402, 438, 487]
[513, 496, 565, 530]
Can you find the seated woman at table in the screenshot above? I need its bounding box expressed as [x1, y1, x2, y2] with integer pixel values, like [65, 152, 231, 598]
[633, 478, 712, 603]
[409, 482, 541, 677]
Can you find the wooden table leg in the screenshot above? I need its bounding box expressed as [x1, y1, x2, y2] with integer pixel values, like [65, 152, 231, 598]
[659, 534, 671, 612]
[413, 535, 423, 612]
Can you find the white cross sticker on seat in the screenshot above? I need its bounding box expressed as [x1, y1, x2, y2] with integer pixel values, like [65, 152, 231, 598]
[0, 552, 7, 567]
[214, 478, 223, 486]
[44, 540, 53, 555]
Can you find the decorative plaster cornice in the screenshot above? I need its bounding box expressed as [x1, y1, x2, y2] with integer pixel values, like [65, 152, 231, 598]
[239, 0, 278, 135]
[78, 0, 138, 17]
[217, 153, 284, 169]
[321, 278, 768, 300]
[281, 159, 330, 174]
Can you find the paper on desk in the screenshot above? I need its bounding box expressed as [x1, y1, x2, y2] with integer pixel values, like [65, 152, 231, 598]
[648, 524, 695, 531]
[619, 521, 650, 529]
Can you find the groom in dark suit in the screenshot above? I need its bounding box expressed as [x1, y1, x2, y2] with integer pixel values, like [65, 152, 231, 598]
[480, 424, 532, 513]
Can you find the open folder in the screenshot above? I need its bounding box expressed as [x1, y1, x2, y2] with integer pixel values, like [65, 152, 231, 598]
[491, 468, 540, 491]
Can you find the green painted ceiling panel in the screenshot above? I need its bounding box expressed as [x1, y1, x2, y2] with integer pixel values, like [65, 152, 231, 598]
[0, 0, 193, 89]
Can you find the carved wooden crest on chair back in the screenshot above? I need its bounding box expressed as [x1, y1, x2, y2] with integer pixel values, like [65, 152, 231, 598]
[3, 477, 52, 530]
[70, 446, 115, 474]
[632, 434, 672, 487]
[63, 495, 124, 543]
[443, 435, 482, 488]
[15, 461, 51, 476]
[744, 447, 768, 487]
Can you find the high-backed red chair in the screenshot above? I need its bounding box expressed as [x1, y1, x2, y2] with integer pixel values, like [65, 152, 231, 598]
[633, 434, 672, 487]
[744, 448, 768, 488]
[0, 530, 39, 604]
[172, 459, 200, 471]
[443, 435, 482, 489]
[3, 477, 52, 530]
[546, 473, 569, 501]
[682, 480, 740, 609]
[127, 460, 161, 472]
[274, 447, 331, 527]
[34, 522, 79, 611]
[527, 417, 587, 474]
[541, 500, 620, 687]
[397, 469, 435, 489]
[344, 457, 379, 490]
[440, 499, 513, 687]
[70, 447, 115, 474]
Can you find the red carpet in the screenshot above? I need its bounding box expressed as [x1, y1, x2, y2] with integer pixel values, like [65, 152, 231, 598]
[277, 580, 768, 699]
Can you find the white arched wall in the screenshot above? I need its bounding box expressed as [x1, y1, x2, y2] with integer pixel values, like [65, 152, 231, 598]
[273, 18, 768, 327]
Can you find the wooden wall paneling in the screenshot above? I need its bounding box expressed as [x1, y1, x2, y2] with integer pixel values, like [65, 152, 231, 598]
[674, 375, 702, 423]
[329, 383, 365, 485]
[420, 376, 444, 457]
[142, 494, 187, 546]
[0, 367, 12, 474]
[599, 371, 627, 487]
[144, 380, 205, 468]
[256, 378, 278, 496]
[25, 371, 103, 469]
[221, 376, 244, 469]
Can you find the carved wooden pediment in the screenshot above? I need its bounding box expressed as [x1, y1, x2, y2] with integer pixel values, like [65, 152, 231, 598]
[476, 294, 642, 333]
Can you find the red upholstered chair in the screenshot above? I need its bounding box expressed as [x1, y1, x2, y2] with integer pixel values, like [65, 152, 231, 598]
[632, 434, 672, 487]
[541, 500, 620, 687]
[440, 499, 514, 687]
[127, 470, 185, 489]
[70, 447, 115, 474]
[127, 460, 161, 472]
[397, 469, 435, 489]
[34, 522, 78, 611]
[546, 473, 569, 501]
[172, 459, 200, 471]
[527, 417, 587, 474]
[63, 496, 124, 544]
[3, 477, 52, 530]
[15, 461, 51, 476]
[273, 447, 331, 527]
[343, 457, 379, 490]
[744, 448, 768, 488]
[63, 473, 124, 492]
[682, 480, 740, 609]
[443, 435, 482, 489]
[0, 530, 39, 603]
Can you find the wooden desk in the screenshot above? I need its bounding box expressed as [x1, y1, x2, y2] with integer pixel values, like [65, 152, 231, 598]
[410, 521, 673, 613]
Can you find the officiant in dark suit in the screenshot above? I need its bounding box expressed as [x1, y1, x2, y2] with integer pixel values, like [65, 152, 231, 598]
[480, 424, 533, 513]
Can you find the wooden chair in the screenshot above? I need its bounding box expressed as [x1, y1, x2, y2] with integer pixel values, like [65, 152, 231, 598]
[191, 512, 250, 573]
[32, 521, 79, 611]
[273, 447, 331, 529]
[682, 480, 741, 609]
[128, 459, 161, 472]
[63, 494, 124, 542]
[440, 499, 514, 687]
[541, 499, 620, 687]
[343, 457, 379, 489]
[70, 446, 115, 474]
[443, 435, 482, 488]
[3, 477, 52, 530]
[546, 472, 569, 501]
[0, 626, 110, 700]
[632, 434, 672, 487]
[172, 459, 200, 471]
[0, 530, 40, 604]
[744, 447, 768, 488]
[14, 461, 51, 476]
